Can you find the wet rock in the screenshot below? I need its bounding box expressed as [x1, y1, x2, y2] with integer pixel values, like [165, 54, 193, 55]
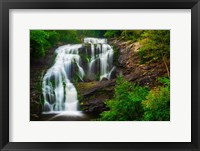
[101, 77, 108, 81]
[80, 93, 111, 114]
[76, 80, 115, 114]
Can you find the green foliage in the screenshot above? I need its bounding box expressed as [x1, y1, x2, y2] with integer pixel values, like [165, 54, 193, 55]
[48, 31, 60, 46]
[100, 76, 170, 121]
[121, 30, 144, 42]
[30, 30, 81, 59]
[100, 76, 149, 121]
[72, 72, 82, 84]
[139, 30, 170, 64]
[30, 30, 50, 58]
[157, 77, 170, 87]
[56, 30, 81, 43]
[104, 30, 122, 38]
[95, 73, 101, 81]
[104, 30, 144, 42]
[63, 81, 66, 89]
[142, 77, 170, 121]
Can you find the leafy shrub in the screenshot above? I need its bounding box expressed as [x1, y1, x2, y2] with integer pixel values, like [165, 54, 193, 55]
[30, 30, 82, 59]
[100, 76, 149, 121]
[48, 31, 60, 46]
[30, 30, 50, 58]
[138, 30, 170, 64]
[142, 77, 170, 121]
[57, 30, 81, 43]
[100, 76, 170, 121]
[121, 30, 144, 42]
[104, 30, 122, 38]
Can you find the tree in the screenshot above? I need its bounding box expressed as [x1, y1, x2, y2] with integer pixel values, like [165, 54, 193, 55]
[139, 30, 170, 77]
[142, 77, 170, 121]
[30, 30, 50, 58]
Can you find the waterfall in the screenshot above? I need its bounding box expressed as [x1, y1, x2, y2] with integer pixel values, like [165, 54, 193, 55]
[42, 38, 115, 113]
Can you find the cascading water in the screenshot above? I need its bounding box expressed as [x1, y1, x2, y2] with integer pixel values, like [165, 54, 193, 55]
[84, 38, 115, 80]
[42, 37, 115, 114]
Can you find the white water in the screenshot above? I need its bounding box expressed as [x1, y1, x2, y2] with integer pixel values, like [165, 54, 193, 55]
[84, 37, 107, 44]
[85, 38, 114, 80]
[42, 38, 115, 113]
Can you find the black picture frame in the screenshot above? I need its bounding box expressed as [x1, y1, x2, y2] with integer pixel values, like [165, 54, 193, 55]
[0, 0, 199, 151]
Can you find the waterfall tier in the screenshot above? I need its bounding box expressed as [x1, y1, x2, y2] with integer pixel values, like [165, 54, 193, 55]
[42, 37, 115, 112]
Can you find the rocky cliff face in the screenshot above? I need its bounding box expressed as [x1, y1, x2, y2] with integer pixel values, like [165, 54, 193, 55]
[111, 39, 169, 86]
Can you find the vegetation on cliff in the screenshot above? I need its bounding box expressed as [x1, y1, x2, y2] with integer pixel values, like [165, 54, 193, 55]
[30, 30, 106, 59]
[100, 76, 170, 121]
